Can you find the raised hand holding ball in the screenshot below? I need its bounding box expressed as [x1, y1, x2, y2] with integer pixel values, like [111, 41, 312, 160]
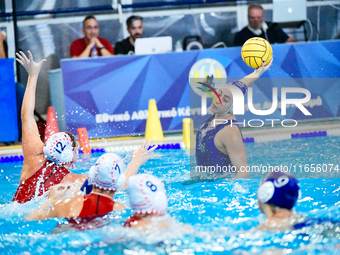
[241, 37, 272, 68]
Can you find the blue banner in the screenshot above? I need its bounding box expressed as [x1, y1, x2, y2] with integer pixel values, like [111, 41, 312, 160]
[61, 40, 340, 138]
[0, 59, 18, 142]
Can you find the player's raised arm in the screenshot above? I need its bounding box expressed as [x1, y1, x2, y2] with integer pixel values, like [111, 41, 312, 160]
[239, 58, 273, 88]
[120, 139, 158, 190]
[16, 51, 47, 181]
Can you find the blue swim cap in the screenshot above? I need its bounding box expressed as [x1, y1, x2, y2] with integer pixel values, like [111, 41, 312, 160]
[258, 171, 299, 210]
[230, 80, 248, 95]
[215, 80, 248, 115]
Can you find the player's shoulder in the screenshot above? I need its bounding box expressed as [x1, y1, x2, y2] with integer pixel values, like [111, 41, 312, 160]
[20, 156, 48, 182]
[234, 27, 252, 46]
[63, 172, 87, 183]
[115, 37, 128, 46]
[114, 40, 122, 46]
[237, 26, 251, 35]
[220, 123, 242, 139]
[71, 38, 84, 45]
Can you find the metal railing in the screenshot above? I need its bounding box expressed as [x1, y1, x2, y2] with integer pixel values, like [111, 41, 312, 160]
[0, 0, 256, 18]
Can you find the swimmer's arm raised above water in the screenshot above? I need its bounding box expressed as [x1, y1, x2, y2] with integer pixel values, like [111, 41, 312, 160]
[26, 185, 84, 221]
[119, 139, 158, 191]
[16, 51, 47, 182]
[238, 58, 273, 88]
[220, 126, 248, 178]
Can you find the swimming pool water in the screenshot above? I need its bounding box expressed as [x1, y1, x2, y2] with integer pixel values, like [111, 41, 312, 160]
[1, 136, 340, 254]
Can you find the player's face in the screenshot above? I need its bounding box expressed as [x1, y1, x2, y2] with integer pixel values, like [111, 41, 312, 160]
[71, 142, 79, 164]
[257, 176, 269, 216]
[82, 18, 99, 40]
[257, 196, 266, 214]
[128, 20, 144, 40]
[210, 88, 233, 114]
[248, 8, 264, 30]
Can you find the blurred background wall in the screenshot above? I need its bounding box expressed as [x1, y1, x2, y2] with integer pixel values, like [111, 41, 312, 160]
[0, 0, 339, 115]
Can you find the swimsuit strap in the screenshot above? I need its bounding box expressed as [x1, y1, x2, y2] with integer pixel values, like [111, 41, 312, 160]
[39, 165, 57, 190]
[96, 195, 100, 215]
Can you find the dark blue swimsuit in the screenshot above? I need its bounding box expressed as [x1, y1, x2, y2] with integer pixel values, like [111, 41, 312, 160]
[196, 115, 240, 169]
[293, 217, 340, 229]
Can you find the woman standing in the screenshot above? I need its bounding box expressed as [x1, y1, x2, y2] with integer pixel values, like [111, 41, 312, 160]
[195, 60, 273, 178]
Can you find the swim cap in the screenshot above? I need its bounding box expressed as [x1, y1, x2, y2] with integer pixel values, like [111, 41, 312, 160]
[43, 132, 75, 165]
[215, 81, 248, 115]
[92, 153, 126, 191]
[127, 174, 168, 216]
[87, 165, 97, 185]
[258, 171, 299, 210]
[230, 80, 248, 95]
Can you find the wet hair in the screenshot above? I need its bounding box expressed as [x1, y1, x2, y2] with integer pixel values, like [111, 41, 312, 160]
[126, 15, 143, 28]
[248, 3, 264, 12]
[65, 131, 77, 150]
[83, 15, 97, 28]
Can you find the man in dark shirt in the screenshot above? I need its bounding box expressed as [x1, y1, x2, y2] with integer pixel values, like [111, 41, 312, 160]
[234, 3, 297, 47]
[115, 16, 144, 55]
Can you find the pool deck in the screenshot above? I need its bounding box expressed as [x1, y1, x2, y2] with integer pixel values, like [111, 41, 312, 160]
[1, 120, 340, 156]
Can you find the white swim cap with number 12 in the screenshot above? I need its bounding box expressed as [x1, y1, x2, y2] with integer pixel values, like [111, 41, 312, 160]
[43, 132, 75, 165]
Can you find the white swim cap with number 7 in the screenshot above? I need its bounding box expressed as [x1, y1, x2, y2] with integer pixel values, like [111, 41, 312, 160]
[92, 153, 126, 191]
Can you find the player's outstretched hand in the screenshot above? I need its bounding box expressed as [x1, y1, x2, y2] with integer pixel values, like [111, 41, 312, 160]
[132, 139, 158, 167]
[16, 51, 46, 76]
[255, 57, 273, 77]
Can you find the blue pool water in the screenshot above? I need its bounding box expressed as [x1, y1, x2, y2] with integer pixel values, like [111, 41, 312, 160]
[1, 136, 340, 254]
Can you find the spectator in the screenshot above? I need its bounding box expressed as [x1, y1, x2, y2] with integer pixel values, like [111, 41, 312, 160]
[234, 3, 297, 47]
[0, 30, 8, 58]
[115, 15, 144, 55]
[70, 15, 114, 58]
